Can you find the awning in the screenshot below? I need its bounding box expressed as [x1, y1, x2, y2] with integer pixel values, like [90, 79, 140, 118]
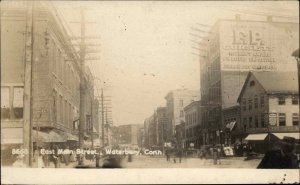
[1, 128, 23, 144]
[55, 130, 78, 141]
[272, 133, 300, 140]
[226, 121, 236, 131]
[32, 130, 65, 143]
[245, 133, 268, 141]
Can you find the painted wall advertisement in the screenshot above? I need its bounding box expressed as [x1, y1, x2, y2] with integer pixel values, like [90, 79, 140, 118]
[220, 20, 299, 71]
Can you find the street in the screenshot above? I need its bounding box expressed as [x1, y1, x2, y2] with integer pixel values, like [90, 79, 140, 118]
[39, 155, 261, 168]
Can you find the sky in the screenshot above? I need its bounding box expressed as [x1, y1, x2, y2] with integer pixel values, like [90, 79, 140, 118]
[55, 1, 299, 126]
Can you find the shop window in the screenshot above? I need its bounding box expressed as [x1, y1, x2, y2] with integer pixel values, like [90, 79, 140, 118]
[292, 113, 299, 126]
[1, 87, 10, 119]
[278, 113, 286, 126]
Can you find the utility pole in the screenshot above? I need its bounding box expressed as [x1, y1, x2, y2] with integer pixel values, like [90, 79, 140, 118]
[101, 88, 105, 147]
[78, 6, 86, 165]
[23, 0, 34, 167]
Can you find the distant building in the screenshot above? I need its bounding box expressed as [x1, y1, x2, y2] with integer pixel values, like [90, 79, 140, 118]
[236, 71, 299, 151]
[116, 124, 143, 148]
[165, 89, 200, 141]
[183, 100, 202, 149]
[222, 105, 240, 145]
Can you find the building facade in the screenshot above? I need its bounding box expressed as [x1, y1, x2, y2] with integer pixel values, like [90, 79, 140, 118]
[165, 89, 200, 142]
[199, 15, 299, 145]
[1, 1, 99, 165]
[236, 71, 299, 151]
[183, 100, 202, 149]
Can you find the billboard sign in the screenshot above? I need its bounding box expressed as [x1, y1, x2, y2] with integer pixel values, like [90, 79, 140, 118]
[220, 20, 299, 71]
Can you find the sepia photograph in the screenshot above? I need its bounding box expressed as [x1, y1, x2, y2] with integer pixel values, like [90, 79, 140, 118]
[1, 0, 299, 183]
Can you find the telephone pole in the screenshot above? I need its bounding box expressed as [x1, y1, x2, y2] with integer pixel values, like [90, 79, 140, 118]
[78, 6, 86, 165]
[101, 88, 105, 146]
[23, 0, 35, 167]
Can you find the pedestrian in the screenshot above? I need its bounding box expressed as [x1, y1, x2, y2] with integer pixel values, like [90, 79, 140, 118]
[12, 154, 26, 168]
[52, 145, 60, 168]
[178, 150, 182, 163]
[165, 150, 170, 162]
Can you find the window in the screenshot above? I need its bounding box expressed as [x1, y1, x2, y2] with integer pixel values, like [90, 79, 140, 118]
[255, 116, 259, 128]
[278, 113, 286, 126]
[260, 95, 265, 107]
[292, 96, 299, 105]
[242, 99, 246, 111]
[292, 113, 299, 126]
[1, 86, 24, 119]
[180, 110, 184, 117]
[250, 81, 255, 87]
[52, 90, 57, 122]
[1, 87, 10, 119]
[278, 97, 285, 105]
[243, 118, 247, 131]
[13, 87, 24, 119]
[254, 95, 258, 109]
[180, 99, 183, 107]
[249, 117, 253, 128]
[261, 113, 265, 127]
[248, 99, 252, 110]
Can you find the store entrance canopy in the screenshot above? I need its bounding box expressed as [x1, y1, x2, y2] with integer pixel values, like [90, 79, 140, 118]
[32, 130, 65, 143]
[272, 133, 300, 140]
[245, 133, 268, 141]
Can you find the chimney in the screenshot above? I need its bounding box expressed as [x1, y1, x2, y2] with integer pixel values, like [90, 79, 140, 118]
[235, 14, 241, 21]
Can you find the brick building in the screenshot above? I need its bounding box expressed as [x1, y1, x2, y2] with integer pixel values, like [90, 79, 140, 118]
[183, 100, 202, 149]
[1, 1, 99, 165]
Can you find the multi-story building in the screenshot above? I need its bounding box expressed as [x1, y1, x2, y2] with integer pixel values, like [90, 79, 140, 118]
[199, 15, 299, 145]
[183, 100, 202, 149]
[236, 71, 299, 151]
[165, 89, 200, 142]
[115, 124, 143, 149]
[155, 107, 168, 147]
[1, 1, 99, 165]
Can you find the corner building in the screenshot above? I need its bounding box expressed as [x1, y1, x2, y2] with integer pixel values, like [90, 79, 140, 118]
[200, 16, 299, 145]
